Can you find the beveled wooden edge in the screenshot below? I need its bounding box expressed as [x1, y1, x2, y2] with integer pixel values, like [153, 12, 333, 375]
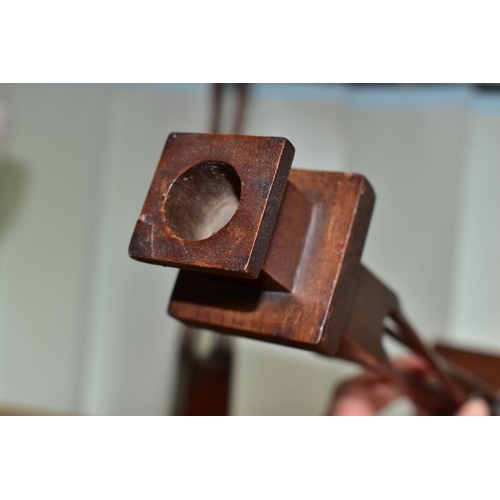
[129, 133, 295, 278]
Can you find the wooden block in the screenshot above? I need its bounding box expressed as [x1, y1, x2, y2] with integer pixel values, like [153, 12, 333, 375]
[129, 133, 295, 278]
[169, 170, 375, 356]
[130, 132, 497, 415]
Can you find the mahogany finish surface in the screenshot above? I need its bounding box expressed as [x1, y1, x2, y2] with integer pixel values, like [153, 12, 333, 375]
[436, 344, 500, 394]
[129, 133, 295, 279]
[174, 330, 232, 416]
[130, 132, 500, 415]
[257, 180, 314, 292]
[169, 170, 374, 356]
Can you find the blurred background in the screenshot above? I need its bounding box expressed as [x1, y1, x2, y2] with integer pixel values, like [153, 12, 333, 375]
[0, 83, 499, 415]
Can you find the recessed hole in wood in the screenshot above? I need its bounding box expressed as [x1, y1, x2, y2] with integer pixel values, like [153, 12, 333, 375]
[165, 161, 241, 241]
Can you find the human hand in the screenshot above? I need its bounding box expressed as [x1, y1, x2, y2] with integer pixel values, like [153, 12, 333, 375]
[327, 356, 490, 416]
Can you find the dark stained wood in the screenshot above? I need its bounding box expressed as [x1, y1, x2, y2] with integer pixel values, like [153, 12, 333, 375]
[218, 179, 314, 292]
[165, 161, 241, 241]
[169, 170, 375, 356]
[210, 84, 223, 134]
[435, 344, 500, 391]
[174, 329, 232, 416]
[129, 133, 295, 279]
[337, 267, 467, 415]
[210, 84, 250, 135]
[258, 180, 314, 292]
[130, 132, 500, 416]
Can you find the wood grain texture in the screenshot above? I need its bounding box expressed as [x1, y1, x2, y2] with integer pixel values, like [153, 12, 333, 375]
[169, 170, 375, 355]
[216, 179, 314, 292]
[337, 267, 468, 415]
[129, 133, 295, 278]
[258, 180, 314, 292]
[130, 132, 499, 415]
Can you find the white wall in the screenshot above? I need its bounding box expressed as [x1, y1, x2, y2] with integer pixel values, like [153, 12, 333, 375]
[448, 105, 500, 350]
[0, 83, 498, 415]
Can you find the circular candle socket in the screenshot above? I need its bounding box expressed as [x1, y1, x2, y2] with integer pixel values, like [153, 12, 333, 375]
[165, 161, 241, 241]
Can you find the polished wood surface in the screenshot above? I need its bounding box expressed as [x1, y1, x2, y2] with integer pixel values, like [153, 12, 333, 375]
[130, 132, 500, 415]
[169, 170, 374, 356]
[129, 133, 295, 279]
[173, 330, 232, 416]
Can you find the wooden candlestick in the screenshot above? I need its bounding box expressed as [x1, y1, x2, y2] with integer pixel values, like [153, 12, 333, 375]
[130, 132, 500, 415]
